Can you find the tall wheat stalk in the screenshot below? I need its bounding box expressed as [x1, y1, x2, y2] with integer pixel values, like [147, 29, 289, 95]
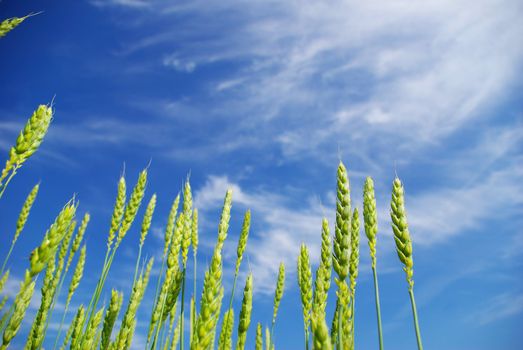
[390, 177, 423, 350]
[363, 177, 383, 350]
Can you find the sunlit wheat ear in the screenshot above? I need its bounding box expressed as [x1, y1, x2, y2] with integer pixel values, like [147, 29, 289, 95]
[311, 311, 332, 350]
[66, 245, 86, 306]
[0, 104, 52, 197]
[66, 306, 85, 350]
[192, 208, 199, 257]
[164, 193, 180, 256]
[333, 161, 351, 282]
[268, 262, 285, 349]
[82, 307, 104, 350]
[390, 177, 423, 350]
[363, 177, 384, 350]
[236, 273, 253, 350]
[108, 176, 126, 249]
[255, 323, 263, 350]
[30, 200, 76, 277]
[298, 244, 312, 349]
[0, 271, 9, 294]
[335, 279, 353, 350]
[100, 290, 123, 350]
[66, 213, 89, 272]
[390, 177, 414, 287]
[265, 326, 270, 350]
[1, 271, 36, 350]
[193, 190, 232, 350]
[116, 169, 147, 245]
[140, 194, 157, 246]
[218, 308, 234, 350]
[313, 218, 331, 317]
[182, 178, 193, 266]
[235, 210, 251, 276]
[349, 208, 360, 294]
[0, 13, 39, 38]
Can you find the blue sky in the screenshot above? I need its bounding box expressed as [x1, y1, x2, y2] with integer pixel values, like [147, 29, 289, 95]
[1, 0, 522, 349]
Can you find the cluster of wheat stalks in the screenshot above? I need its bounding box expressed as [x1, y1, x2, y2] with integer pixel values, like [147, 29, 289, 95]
[0, 14, 424, 350]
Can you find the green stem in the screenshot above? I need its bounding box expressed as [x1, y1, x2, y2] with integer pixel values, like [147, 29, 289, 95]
[0, 241, 16, 278]
[337, 305, 342, 350]
[52, 302, 70, 350]
[133, 244, 144, 286]
[0, 165, 19, 199]
[147, 252, 167, 349]
[408, 288, 423, 350]
[372, 266, 384, 350]
[351, 295, 355, 348]
[179, 267, 186, 350]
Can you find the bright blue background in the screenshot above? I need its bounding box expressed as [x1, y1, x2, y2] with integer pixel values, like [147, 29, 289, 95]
[0, 0, 522, 349]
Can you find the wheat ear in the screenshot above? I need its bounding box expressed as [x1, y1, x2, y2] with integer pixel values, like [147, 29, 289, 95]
[236, 273, 253, 350]
[1, 271, 36, 349]
[100, 290, 123, 350]
[179, 179, 193, 350]
[133, 193, 156, 284]
[192, 190, 232, 350]
[0, 183, 39, 276]
[0, 13, 40, 38]
[269, 262, 285, 350]
[255, 323, 263, 350]
[218, 309, 234, 350]
[311, 311, 332, 350]
[0, 104, 52, 198]
[0, 271, 9, 295]
[363, 177, 383, 349]
[298, 244, 313, 350]
[313, 218, 331, 318]
[192, 208, 199, 335]
[390, 177, 423, 350]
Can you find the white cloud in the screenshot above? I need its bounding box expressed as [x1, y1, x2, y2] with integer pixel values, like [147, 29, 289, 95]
[469, 292, 523, 325]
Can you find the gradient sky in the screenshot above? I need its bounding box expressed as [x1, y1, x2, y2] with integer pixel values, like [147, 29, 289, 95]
[1, 0, 522, 349]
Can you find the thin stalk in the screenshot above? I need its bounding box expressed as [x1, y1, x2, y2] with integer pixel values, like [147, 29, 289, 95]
[193, 251, 197, 312]
[0, 244, 15, 278]
[351, 296, 355, 348]
[408, 288, 423, 350]
[372, 267, 384, 350]
[52, 303, 69, 350]
[179, 268, 186, 350]
[0, 165, 19, 199]
[133, 244, 144, 285]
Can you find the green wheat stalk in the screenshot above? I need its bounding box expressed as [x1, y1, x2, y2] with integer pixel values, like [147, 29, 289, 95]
[363, 177, 383, 350]
[390, 177, 423, 350]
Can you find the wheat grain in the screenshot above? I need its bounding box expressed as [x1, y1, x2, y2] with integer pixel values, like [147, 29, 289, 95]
[67, 306, 85, 350]
[100, 290, 123, 350]
[333, 161, 351, 282]
[108, 176, 126, 249]
[255, 323, 263, 350]
[311, 311, 332, 350]
[82, 307, 104, 350]
[313, 218, 331, 317]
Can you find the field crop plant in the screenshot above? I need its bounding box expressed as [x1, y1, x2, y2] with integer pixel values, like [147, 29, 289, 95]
[0, 14, 425, 350]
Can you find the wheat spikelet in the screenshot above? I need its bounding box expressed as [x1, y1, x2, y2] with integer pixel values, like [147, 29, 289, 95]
[192, 190, 232, 350]
[100, 290, 123, 350]
[65, 306, 85, 350]
[333, 161, 351, 282]
[0, 13, 36, 38]
[0, 271, 8, 294]
[311, 311, 332, 350]
[182, 179, 193, 266]
[108, 176, 126, 249]
[298, 244, 312, 345]
[29, 201, 76, 277]
[82, 307, 104, 350]
[14, 183, 39, 242]
[66, 245, 86, 306]
[28, 256, 62, 350]
[363, 177, 378, 267]
[313, 218, 331, 317]
[1, 272, 36, 349]
[218, 309, 234, 350]
[272, 262, 285, 326]
[162, 271, 183, 322]
[65, 213, 89, 272]
[116, 257, 153, 349]
[236, 273, 253, 350]
[349, 208, 360, 293]
[116, 169, 147, 245]
[140, 194, 157, 246]
[390, 177, 414, 288]
[164, 194, 180, 257]
[235, 210, 251, 276]
[255, 323, 263, 350]
[0, 105, 52, 196]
